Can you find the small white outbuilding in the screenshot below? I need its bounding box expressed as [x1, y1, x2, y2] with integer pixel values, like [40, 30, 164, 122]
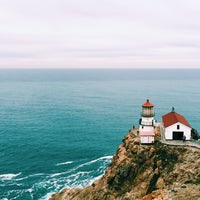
[162, 108, 191, 140]
[140, 131, 155, 144]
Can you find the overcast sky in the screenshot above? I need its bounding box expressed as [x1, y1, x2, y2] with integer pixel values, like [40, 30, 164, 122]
[0, 0, 200, 68]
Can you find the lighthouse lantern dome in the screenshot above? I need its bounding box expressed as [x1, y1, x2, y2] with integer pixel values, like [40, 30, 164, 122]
[141, 99, 155, 117]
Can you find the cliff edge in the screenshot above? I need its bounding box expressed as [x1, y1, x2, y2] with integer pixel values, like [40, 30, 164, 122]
[50, 129, 200, 200]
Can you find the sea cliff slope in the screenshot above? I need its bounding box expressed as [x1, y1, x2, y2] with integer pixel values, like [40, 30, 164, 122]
[50, 129, 200, 200]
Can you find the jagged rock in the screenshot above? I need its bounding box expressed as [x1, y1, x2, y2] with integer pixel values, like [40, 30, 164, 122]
[156, 160, 162, 167]
[50, 129, 200, 200]
[154, 168, 159, 175]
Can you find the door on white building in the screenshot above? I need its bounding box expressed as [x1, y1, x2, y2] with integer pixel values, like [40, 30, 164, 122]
[173, 131, 183, 140]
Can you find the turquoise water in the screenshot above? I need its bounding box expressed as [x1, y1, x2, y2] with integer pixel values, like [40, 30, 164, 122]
[0, 69, 200, 199]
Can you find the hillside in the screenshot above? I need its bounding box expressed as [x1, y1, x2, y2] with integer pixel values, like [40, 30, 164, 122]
[50, 129, 200, 200]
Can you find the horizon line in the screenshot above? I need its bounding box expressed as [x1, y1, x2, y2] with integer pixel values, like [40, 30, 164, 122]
[0, 67, 200, 70]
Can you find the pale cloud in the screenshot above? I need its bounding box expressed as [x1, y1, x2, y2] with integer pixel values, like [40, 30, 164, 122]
[0, 0, 200, 68]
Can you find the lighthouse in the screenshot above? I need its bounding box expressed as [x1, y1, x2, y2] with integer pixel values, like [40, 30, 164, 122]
[139, 99, 155, 144]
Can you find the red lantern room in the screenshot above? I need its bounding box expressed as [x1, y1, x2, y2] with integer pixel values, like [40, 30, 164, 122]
[141, 99, 155, 117]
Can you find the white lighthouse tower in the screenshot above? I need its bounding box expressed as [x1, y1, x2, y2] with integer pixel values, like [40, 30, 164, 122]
[139, 99, 155, 144]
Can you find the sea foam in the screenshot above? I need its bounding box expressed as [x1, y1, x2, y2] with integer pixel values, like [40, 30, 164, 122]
[55, 161, 73, 166]
[73, 155, 113, 171]
[40, 192, 54, 200]
[0, 172, 21, 180]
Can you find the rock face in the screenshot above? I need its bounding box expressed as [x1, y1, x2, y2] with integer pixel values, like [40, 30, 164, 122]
[50, 129, 200, 200]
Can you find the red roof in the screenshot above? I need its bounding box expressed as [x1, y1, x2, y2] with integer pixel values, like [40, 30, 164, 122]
[162, 111, 191, 128]
[142, 99, 154, 107]
[140, 131, 155, 136]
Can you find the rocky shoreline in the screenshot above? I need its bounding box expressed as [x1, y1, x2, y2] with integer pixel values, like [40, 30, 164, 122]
[50, 129, 200, 200]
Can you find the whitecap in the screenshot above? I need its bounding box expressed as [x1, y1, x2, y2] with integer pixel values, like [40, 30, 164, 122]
[77, 155, 113, 168]
[48, 156, 112, 190]
[40, 192, 55, 200]
[99, 155, 113, 160]
[0, 172, 21, 180]
[27, 188, 33, 193]
[58, 155, 113, 175]
[55, 161, 73, 166]
[67, 171, 90, 180]
[50, 172, 67, 178]
[89, 174, 103, 185]
[29, 173, 45, 177]
[15, 173, 45, 181]
[63, 173, 101, 189]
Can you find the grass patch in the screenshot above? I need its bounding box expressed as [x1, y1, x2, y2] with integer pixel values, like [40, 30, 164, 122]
[185, 179, 200, 184]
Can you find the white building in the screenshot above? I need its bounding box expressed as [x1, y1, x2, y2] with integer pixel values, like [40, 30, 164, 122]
[139, 99, 155, 144]
[162, 108, 191, 140]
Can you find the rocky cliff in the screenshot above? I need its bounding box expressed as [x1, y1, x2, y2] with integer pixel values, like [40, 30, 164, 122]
[50, 129, 200, 200]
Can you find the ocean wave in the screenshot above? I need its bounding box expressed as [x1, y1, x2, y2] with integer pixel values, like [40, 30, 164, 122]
[85, 155, 113, 164]
[51, 155, 112, 178]
[66, 171, 90, 180]
[76, 155, 112, 169]
[0, 156, 112, 199]
[50, 172, 67, 178]
[0, 172, 21, 181]
[40, 192, 54, 200]
[15, 173, 45, 181]
[26, 187, 34, 199]
[88, 174, 103, 185]
[29, 173, 45, 177]
[54, 156, 112, 187]
[63, 172, 103, 189]
[66, 171, 103, 187]
[55, 161, 73, 166]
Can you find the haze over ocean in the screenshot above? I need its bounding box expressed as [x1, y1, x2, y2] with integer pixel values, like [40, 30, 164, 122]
[0, 69, 200, 200]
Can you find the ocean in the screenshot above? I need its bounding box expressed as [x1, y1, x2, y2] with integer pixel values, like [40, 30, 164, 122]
[0, 69, 200, 200]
